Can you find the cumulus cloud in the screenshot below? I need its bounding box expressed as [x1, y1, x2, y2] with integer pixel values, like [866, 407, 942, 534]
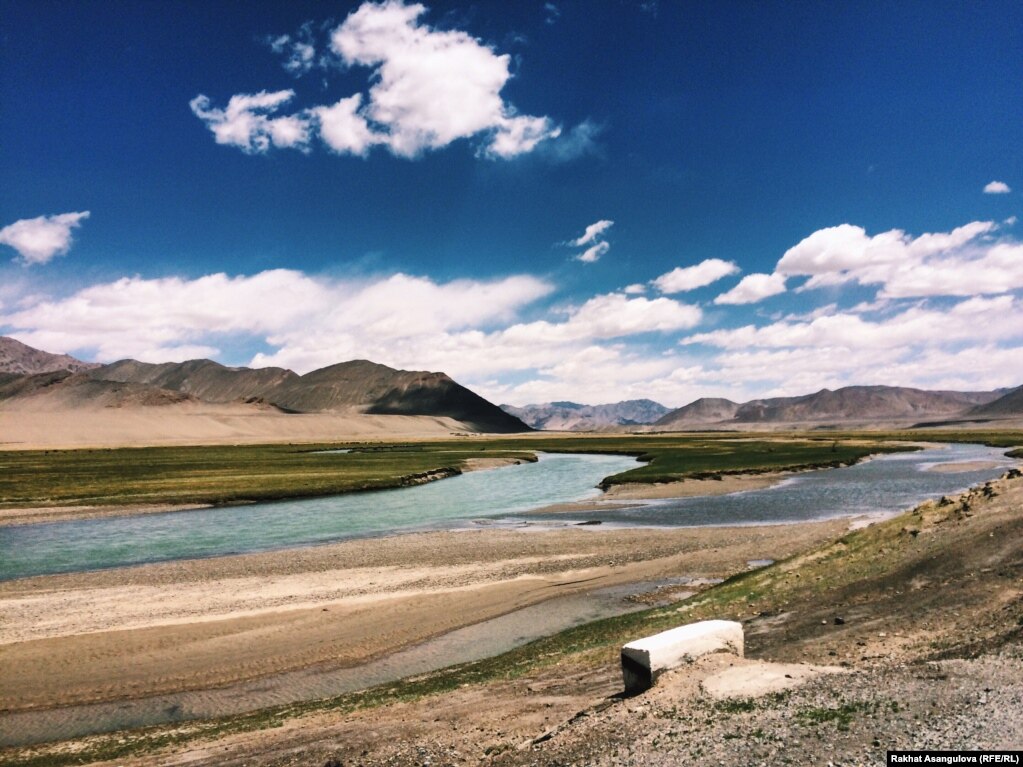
[713, 273, 786, 305]
[194, 1, 562, 160]
[690, 296, 1023, 351]
[984, 180, 1011, 194]
[653, 258, 739, 294]
[190, 90, 311, 153]
[679, 294, 1023, 398]
[313, 95, 380, 156]
[0, 211, 91, 265]
[9, 213, 1023, 406]
[774, 220, 1023, 298]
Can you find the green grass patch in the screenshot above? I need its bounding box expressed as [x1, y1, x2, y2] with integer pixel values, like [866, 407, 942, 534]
[714, 698, 758, 713]
[0, 443, 535, 509]
[0, 434, 915, 510]
[796, 701, 875, 730]
[431, 433, 911, 488]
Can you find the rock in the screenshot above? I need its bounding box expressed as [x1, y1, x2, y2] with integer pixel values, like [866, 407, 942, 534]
[834, 616, 845, 625]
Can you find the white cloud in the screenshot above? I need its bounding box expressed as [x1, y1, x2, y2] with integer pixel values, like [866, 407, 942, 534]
[688, 295, 1023, 352]
[653, 258, 739, 294]
[774, 220, 1023, 298]
[313, 95, 380, 156]
[713, 272, 786, 305]
[568, 219, 613, 263]
[576, 241, 610, 263]
[266, 23, 320, 76]
[492, 293, 701, 351]
[571, 220, 614, 247]
[9, 213, 1023, 407]
[330, 0, 558, 158]
[1, 270, 552, 366]
[680, 294, 1023, 398]
[195, 1, 562, 160]
[880, 241, 1023, 298]
[189, 90, 311, 153]
[0, 268, 712, 408]
[0, 211, 91, 265]
[984, 180, 1011, 194]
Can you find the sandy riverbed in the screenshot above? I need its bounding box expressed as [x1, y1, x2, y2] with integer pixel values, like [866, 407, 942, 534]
[0, 519, 847, 713]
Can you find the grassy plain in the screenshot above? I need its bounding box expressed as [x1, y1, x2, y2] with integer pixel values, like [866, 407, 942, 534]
[0, 433, 913, 510]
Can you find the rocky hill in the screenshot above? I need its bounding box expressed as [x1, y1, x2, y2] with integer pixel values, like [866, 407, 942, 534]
[0, 336, 99, 375]
[85, 358, 527, 433]
[94, 358, 298, 403]
[734, 385, 997, 423]
[652, 397, 740, 429]
[0, 338, 530, 434]
[969, 384, 1023, 417]
[654, 385, 1010, 430]
[501, 399, 669, 431]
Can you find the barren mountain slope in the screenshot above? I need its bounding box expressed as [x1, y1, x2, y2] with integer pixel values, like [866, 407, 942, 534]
[0, 336, 98, 375]
[502, 399, 669, 430]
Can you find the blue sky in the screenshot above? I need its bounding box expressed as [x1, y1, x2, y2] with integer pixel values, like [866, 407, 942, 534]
[1, 0, 1021, 406]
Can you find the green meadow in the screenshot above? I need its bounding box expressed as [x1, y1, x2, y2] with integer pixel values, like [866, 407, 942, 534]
[0, 433, 918, 510]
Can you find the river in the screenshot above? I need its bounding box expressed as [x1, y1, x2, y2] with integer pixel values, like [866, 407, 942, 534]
[0, 443, 1017, 582]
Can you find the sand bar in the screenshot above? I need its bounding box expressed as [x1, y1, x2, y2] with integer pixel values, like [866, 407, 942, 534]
[927, 460, 1005, 473]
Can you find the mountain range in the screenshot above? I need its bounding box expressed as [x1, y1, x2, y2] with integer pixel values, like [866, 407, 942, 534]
[0, 336, 528, 434]
[500, 399, 670, 431]
[2, 336, 1021, 440]
[652, 385, 1021, 430]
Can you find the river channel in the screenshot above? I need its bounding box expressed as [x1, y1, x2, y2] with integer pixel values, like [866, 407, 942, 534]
[1, 443, 1018, 582]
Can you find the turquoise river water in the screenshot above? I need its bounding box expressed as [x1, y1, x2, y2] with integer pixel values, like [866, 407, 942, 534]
[0, 443, 1017, 582]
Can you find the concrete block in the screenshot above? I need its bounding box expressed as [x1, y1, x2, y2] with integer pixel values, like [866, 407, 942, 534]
[621, 619, 744, 694]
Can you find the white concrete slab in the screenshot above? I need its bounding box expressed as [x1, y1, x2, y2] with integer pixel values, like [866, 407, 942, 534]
[621, 619, 744, 694]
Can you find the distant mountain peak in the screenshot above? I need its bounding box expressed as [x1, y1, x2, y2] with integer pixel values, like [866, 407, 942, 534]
[654, 384, 1012, 430]
[0, 336, 99, 375]
[502, 399, 670, 431]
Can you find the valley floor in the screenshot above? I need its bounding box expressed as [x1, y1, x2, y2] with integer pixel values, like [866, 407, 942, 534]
[2, 454, 1021, 766]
